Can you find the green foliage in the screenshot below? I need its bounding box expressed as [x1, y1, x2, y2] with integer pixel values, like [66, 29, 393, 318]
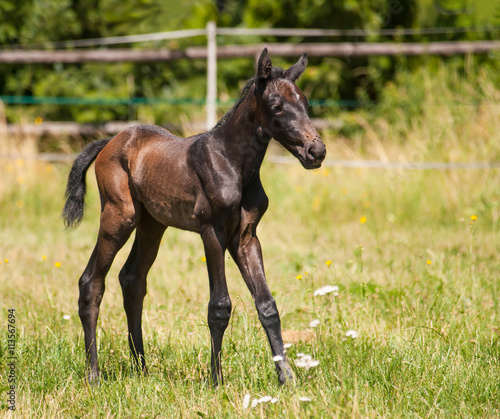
[0, 0, 210, 124]
[243, 0, 389, 30]
[1, 0, 500, 127]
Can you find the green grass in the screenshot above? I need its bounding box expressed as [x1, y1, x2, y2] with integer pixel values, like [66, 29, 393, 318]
[0, 142, 499, 417]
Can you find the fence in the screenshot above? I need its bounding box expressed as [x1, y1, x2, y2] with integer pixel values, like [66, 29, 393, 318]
[2, 23, 500, 129]
[2, 151, 499, 170]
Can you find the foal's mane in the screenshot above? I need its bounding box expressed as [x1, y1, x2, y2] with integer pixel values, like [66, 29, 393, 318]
[209, 67, 286, 133]
[210, 77, 255, 132]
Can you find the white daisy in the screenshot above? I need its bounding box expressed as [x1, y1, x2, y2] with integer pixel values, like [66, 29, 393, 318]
[309, 319, 320, 328]
[345, 329, 359, 339]
[313, 285, 339, 296]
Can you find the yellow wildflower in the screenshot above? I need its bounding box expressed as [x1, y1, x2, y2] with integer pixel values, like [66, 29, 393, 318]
[312, 197, 321, 211]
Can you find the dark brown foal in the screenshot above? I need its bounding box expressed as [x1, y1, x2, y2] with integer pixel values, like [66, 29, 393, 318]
[63, 48, 326, 386]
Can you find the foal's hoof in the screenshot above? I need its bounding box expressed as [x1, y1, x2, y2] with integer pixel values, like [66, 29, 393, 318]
[133, 364, 149, 377]
[207, 372, 224, 388]
[87, 371, 101, 387]
[278, 364, 295, 385]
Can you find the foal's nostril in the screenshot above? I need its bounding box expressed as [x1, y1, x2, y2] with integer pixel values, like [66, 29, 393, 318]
[306, 140, 326, 163]
[308, 145, 319, 159]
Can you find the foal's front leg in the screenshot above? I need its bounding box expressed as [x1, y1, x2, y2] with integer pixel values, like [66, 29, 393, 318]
[229, 231, 295, 384]
[200, 223, 232, 386]
[228, 178, 295, 384]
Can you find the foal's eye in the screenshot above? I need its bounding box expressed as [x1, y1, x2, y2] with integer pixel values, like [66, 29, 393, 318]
[271, 104, 283, 114]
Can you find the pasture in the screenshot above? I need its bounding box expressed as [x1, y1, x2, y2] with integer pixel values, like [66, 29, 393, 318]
[1, 117, 500, 417]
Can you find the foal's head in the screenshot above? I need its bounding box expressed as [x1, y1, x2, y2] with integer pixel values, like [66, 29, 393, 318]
[254, 48, 326, 169]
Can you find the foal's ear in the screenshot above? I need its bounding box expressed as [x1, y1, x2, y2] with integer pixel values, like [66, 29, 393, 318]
[256, 48, 272, 90]
[284, 52, 308, 82]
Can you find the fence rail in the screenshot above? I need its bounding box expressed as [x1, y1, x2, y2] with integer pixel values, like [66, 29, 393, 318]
[270, 156, 500, 170]
[2, 40, 500, 64]
[1, 119, 339, 138]
[6, 25, 500, 49]
[1, 151, 499, 170]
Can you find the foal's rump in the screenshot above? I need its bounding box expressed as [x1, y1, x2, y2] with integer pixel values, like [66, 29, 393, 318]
[62, 124, 184, 229]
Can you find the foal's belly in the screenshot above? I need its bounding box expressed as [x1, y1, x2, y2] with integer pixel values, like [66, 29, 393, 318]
[142, 191, 200, 232]
[130, 140, 201, 232]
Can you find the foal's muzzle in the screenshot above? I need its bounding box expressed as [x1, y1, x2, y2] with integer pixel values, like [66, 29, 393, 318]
[304, 139, 327, 169]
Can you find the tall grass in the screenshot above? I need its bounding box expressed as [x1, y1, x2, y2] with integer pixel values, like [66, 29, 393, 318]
[332, 61, 500, 163]
[1, 67, 500, 417]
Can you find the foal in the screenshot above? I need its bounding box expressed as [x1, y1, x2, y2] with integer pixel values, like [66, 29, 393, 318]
[63, 48, 326, 385]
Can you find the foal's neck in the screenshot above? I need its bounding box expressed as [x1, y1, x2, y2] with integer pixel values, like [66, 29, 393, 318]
[211, 87, 269, 173]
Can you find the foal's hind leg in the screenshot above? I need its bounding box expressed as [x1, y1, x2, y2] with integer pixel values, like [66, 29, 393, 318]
[119, 210, 166, 374]
[79, 204, 137, 383]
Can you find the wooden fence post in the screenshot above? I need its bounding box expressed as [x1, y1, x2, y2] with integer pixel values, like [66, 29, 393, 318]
[206, 21, 217, 130]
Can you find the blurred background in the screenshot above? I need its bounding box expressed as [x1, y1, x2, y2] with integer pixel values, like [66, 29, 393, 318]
[1, 0, 500, 159]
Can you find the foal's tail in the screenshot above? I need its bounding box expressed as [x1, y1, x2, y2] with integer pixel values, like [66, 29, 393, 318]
[62, 138, 112, 229]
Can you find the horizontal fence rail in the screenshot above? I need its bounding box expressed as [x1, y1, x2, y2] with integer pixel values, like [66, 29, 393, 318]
[1, 41, 500, 63]
[1, 152, 499, 170]
[5, 25, 500, 49]
[0, 95, 360, 108]
[216, 26, 500, 38]
[1, 119, 340, 137]
[270, 156, 500, 170]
